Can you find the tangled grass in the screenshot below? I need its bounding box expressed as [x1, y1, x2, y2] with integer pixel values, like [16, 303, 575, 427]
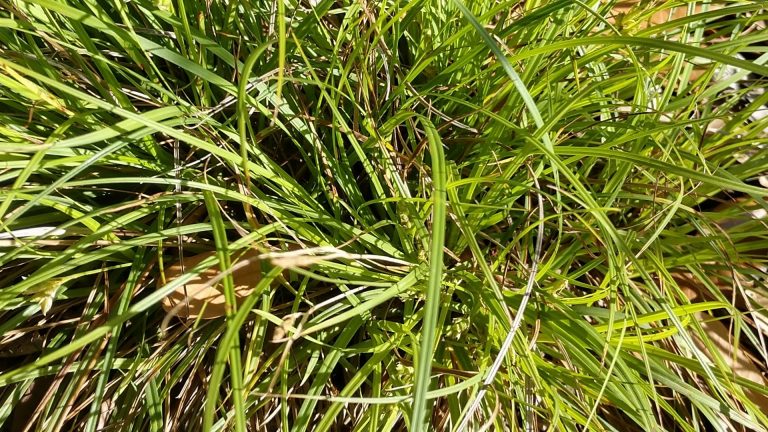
[1, 0, 767, 430]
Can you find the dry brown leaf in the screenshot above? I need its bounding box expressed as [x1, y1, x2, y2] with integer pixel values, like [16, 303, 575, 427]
[745, 284, 768, 336]
[679, 281, 768, 412]
[610, 2, 724, 28]
[160, 249, 263, 320]
[694, 314, 768, 412]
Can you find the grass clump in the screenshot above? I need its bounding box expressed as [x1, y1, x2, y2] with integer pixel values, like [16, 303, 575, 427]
[1, 0, 768, 430]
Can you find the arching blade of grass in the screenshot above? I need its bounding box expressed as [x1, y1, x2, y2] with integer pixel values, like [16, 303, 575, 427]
[202, 191, 247, 432]
[203, 265, 284, 431]
[410, 119, 447, 430]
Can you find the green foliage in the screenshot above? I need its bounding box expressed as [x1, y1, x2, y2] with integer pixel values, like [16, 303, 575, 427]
[1, 0, 767, 430]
